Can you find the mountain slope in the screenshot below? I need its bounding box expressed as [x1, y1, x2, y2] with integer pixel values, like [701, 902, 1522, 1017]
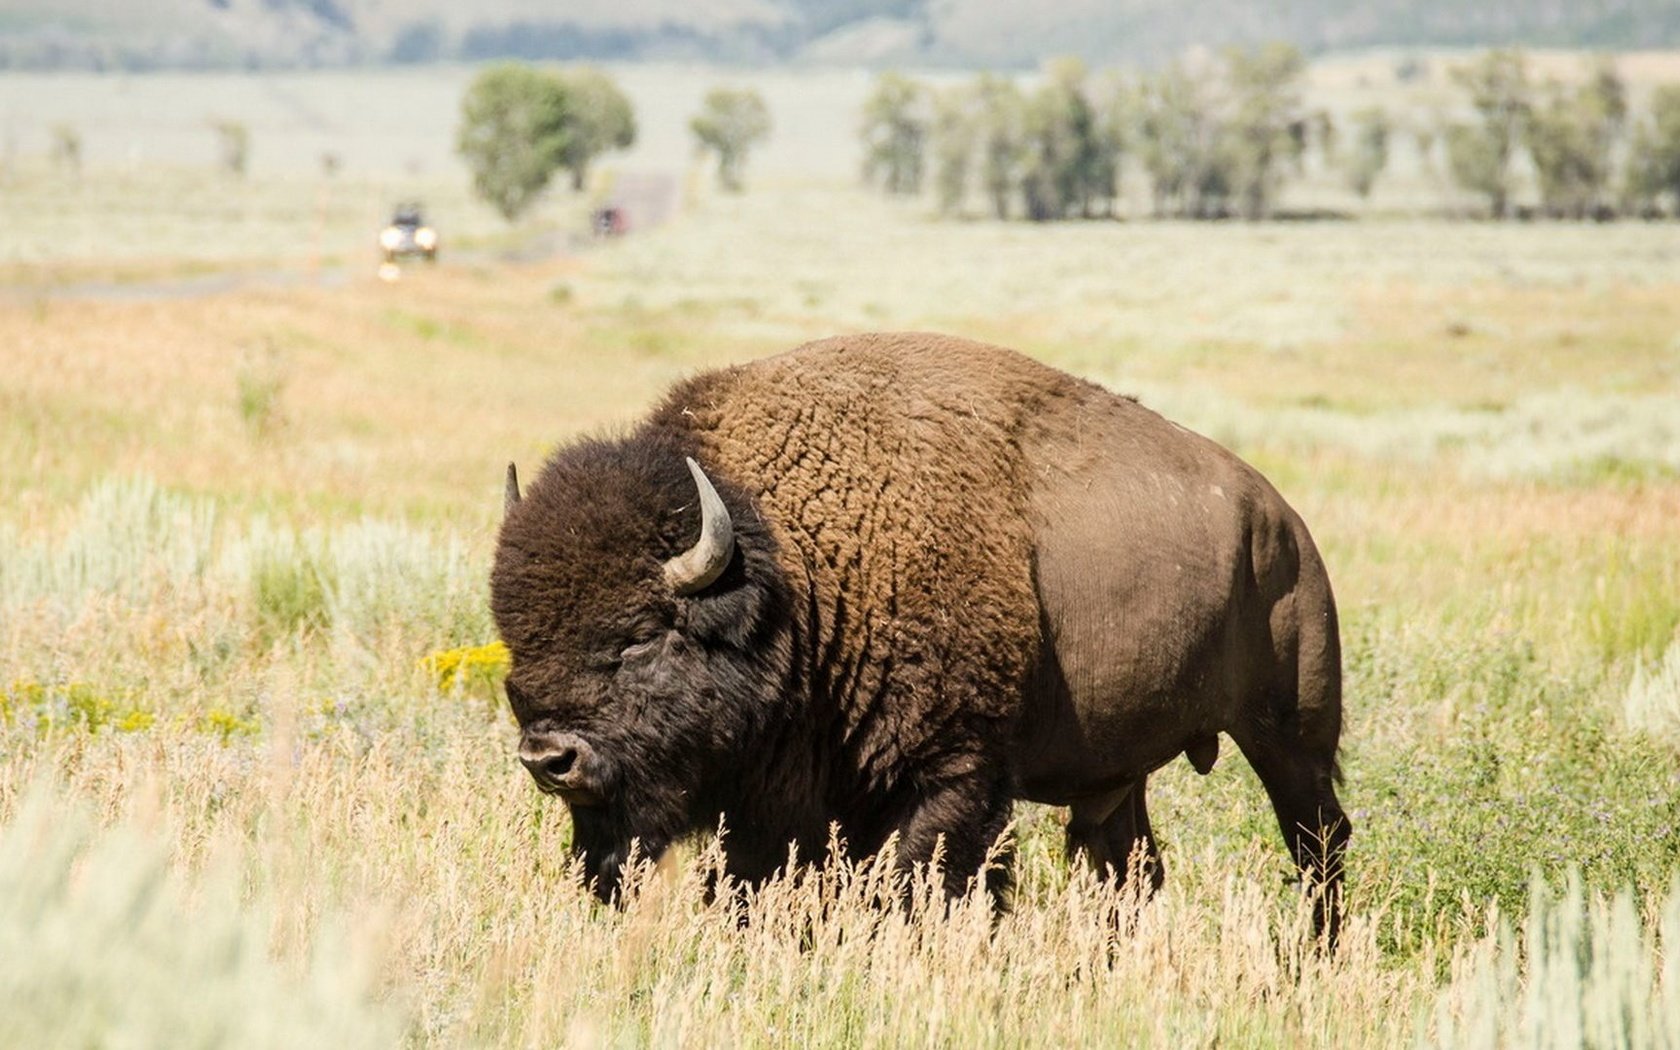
[1, 0, 1677, 70]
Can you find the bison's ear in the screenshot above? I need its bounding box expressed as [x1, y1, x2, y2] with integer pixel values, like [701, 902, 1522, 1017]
[505, 462, 521, 514]
[663, 457, 735, 596]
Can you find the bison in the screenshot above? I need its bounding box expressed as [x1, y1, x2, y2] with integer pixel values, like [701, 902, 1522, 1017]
[493, 333, 1349, 936]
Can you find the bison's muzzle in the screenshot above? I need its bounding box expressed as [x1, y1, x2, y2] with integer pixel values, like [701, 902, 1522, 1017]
[519, 729, 607, 806]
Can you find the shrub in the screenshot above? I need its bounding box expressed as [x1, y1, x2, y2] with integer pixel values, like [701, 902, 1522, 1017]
[1425, 875, 1680, 1048]
[0, 785, 402, 1049]
[234, 342, 286, 437]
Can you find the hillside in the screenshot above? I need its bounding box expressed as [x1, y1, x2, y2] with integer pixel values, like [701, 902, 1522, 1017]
[1, 0, 1678, 70]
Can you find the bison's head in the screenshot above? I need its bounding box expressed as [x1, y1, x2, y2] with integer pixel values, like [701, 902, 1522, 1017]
[490, 436, 790, 902]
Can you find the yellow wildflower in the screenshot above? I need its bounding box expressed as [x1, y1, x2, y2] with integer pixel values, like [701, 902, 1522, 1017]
[201, 708, 261, 744]
[422, 641, 510, 695]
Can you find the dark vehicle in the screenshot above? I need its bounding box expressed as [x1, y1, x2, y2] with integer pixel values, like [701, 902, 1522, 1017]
[379, 203, 439, 263]
[592, 206, 628, 237]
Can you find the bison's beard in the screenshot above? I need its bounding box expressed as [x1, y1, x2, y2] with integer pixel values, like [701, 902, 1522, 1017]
[565, 779, 696, 904]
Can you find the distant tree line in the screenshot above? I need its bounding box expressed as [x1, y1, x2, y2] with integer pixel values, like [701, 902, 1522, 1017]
[1443, 49, 1680, 220]
[861, 46, 1335, 222]
[860, 47, 1680, 221]
[23, 62, 775, 225]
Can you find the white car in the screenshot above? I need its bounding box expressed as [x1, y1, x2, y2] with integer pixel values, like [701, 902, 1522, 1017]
[379, 205, 439, 264]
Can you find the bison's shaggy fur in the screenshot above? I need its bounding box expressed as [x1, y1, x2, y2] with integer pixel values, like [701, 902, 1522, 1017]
[493, 333, 1349, 934]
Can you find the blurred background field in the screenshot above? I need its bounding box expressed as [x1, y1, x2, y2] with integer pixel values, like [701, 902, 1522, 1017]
[3, 28, 1680, 1050]
[6, 49, 1680, 273]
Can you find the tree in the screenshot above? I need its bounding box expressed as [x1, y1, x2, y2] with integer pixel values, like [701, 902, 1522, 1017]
[557, 67, 636, 192]
[1052, 59, 1109, 218]
[1344, 107, 1390, 200]
[861, 72, 930, 196]
[1585, 54, 1630, 160]
[1525, 57, 1625, 218]
[974, 74, 1024, 220]
[1526, 90, 1598, 218]
[1020, 62, 1082, 221]
[1137, 60, 1231, 219]
[930, 84, 978, 216]
[1137, 64, 1194, 216]
[1624, 84, 1680, 217]
[1309, 108, 1338, 169]
[1017, 58, 1111, 222]
[1090, 73, 1133, 217]
[1225, 42, 1306, 220]
[457, 63, 571, 222]
[691, 87, 771, 193]
[1444, 49, 1531, 218]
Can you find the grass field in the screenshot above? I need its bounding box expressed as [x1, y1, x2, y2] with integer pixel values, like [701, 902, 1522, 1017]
[3, 63, 1680, 1048]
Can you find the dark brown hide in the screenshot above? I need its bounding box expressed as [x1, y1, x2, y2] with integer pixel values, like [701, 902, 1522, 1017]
[493, 333, 1348, 936]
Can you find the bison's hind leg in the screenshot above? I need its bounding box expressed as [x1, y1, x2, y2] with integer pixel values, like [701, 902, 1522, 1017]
[1065, 778, 1165, 897]
[1240, 520, 1349, 945]
[1231, 727, 1350, 946]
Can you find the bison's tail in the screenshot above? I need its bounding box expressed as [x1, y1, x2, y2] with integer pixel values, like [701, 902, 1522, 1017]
[1256, 504, 1344, 780]
[1292, 525, 1344, 784]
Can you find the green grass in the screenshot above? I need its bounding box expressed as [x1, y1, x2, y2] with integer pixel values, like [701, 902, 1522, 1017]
[252, 541, 332, 641]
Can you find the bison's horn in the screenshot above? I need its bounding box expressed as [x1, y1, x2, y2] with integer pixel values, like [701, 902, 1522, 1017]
[663, 457, 735, 596]
[504, 462, 521, 514]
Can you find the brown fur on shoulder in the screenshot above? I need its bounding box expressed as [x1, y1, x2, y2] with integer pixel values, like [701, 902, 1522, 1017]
[651, 334, 1075, 787]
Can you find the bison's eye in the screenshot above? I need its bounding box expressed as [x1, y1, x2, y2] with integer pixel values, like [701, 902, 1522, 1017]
[619, 639, 659, 663]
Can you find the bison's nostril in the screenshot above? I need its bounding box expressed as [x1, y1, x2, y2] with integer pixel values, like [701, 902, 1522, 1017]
[520, 733, 602, 799]
[541, 748, 578, 781]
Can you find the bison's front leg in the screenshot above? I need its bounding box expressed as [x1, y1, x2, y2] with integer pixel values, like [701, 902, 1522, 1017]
[717, 815, 830, 888]
[881, 767, 1015, 906]
[1065, 778, 1165, 895]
